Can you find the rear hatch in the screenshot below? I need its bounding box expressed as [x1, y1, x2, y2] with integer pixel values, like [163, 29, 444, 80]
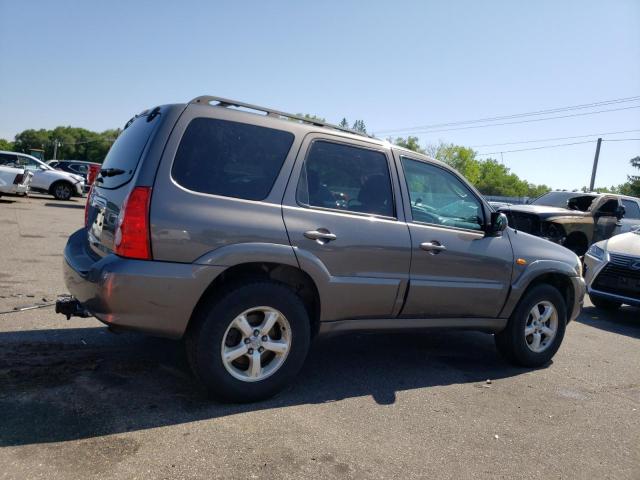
[86, 110, 162, 258]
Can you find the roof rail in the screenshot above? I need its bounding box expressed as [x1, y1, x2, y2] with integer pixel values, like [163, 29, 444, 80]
[189, 95, 374, 139]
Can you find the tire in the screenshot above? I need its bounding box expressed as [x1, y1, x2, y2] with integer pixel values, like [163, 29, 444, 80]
[51, 181, 73, 200]
[495, 284, 567, 368]
[186, 282, 311, 403]
[590, 295, 621, 310]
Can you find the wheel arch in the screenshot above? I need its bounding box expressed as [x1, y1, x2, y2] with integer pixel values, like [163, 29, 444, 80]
[500, 264, 577, 321]
[187, 261, 322, 338]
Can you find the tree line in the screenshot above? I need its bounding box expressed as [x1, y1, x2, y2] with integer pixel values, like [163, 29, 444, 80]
[0, 126, 119, 164]
[1, 121, 637, 198]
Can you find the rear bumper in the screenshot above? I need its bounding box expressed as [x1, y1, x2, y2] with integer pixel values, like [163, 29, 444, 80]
[63, 228, 224, 338]
[0, 184, 30, 195]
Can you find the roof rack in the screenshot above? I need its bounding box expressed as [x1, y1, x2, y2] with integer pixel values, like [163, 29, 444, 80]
[189, 95, 375, 139]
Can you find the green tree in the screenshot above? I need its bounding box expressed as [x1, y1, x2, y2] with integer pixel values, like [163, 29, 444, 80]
[391, 136, 426, 154]
[431, 142, 481, 184]
[339, 118, 349, 128]
[351, 120, 367, 133]
[618, 156, 640, 196]
[0, 138, 13, 151]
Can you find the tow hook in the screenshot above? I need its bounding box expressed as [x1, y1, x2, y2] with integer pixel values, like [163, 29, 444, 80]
[55, 295, 91, 319]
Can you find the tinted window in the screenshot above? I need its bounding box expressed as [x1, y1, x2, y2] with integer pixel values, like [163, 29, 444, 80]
[0, 153, 19, 167]
[532, 191, 596, 210]
[99, 114, 159, 189]
[297, 141, 394, 217]
[172, 118, 294, 201]
[401, 157, 483, 231]
[622, 200, 640, 219]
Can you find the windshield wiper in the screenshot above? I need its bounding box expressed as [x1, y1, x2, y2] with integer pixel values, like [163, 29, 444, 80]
[99, 168, 126, 178]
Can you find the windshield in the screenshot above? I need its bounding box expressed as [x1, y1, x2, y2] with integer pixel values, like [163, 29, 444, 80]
[531, 191, 597, 211]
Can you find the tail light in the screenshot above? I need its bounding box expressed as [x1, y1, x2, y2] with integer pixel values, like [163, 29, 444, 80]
[84, 184, 94, 227]
[13, 173, 24, 185]
[114, 187, 152, 260]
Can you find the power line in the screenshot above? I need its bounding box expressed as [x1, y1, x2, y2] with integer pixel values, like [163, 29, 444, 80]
[602, 138, 640, 142]
[377, 105, 640, 135]
[476, 140, 595, 156]
[470, 129, 640, 148]
[376, 95, 640, 133]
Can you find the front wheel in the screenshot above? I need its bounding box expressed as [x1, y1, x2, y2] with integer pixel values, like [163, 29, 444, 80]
[186, 282, 311, 403]
[495, 284, 567, 367]
[52, 182, 73, 200]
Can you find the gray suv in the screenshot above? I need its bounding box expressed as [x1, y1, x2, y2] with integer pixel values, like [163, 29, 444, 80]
[59, 96, 586, 402]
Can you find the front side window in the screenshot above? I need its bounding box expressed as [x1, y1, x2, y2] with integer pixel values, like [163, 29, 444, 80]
[172, 118, 294, 201]
[296, 140, 395, 218]
[622, 200, 640, 219]
[401, 157, 484, 231]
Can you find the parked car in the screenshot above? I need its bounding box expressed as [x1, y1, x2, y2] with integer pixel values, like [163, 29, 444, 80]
[49, 160, 101, 190]
[499, 191, 640, 256]
[584, 228, 640, 310]
[0, 164, 33, 197]
[0, 151, 85, 200]
[58, 96, 585, 402]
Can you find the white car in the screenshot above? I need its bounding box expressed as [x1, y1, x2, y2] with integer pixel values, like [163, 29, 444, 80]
[0, 151, 85, 200]
[584, 229, 640, 310]
[0, 164, 33, 196]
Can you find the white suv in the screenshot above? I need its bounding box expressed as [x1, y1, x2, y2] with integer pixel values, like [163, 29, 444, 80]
[0, 151, 85, 200]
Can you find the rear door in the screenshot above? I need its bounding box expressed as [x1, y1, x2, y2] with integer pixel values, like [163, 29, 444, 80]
[282, 135, 411, 321]
[620, 199, 640, 233]
[592, 197, 623, 242]
[395, 153, 513, 318]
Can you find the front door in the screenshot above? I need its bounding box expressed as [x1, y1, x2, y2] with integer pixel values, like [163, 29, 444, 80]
[395, 153, 514, 318]
[282, 135, 411, 321]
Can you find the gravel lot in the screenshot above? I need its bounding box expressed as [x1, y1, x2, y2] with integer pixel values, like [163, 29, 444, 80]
[0, 194, 638, 480]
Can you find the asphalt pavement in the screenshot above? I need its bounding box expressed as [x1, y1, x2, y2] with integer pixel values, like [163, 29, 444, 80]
[0, 194, 638, 480]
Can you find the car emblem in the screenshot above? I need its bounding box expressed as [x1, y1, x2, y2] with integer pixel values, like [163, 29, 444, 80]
[631, 260, 640, 271]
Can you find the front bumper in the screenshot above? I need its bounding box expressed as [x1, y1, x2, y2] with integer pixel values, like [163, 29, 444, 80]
[62, 228, 224, 338]
[569, 276, 586, 321]
[584, 252, 640, 307]
[73, 181, 85, 196]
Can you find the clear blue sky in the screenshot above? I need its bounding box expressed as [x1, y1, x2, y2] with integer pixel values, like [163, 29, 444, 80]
[1, 0, 639, 189]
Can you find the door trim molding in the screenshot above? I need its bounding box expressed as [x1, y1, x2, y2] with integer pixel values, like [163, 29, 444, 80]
[318, 316, 508, 335]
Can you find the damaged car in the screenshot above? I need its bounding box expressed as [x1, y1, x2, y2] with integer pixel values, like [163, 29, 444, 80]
[499, 191, 640, 256]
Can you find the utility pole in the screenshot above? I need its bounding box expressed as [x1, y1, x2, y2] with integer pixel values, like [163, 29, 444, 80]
[53, 139, 58, 160]
[589, 137, 602, 192]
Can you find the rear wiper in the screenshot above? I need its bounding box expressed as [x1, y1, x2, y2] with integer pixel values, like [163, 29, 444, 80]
[99, 168, 126, 177]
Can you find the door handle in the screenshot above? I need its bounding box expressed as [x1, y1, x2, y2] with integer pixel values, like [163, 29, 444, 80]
[420, 241, 446, 253]
[304, 229, 337, 242]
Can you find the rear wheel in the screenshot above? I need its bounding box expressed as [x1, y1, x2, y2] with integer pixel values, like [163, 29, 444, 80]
[495, 284, 567, 367]
[590, 295, 621, 310]
[186, 282, 310, 402]
[51, 181, 73, 200]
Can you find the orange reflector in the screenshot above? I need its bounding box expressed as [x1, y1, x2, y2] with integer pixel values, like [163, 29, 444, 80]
[516, 258, 527, 265]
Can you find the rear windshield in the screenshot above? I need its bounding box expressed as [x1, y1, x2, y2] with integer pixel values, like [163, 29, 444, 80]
[98, 114, 158, 189]
[172, 118, 294, 201]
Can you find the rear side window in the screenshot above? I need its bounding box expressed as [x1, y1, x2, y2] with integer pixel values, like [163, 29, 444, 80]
[296, 140, 395, 218]
[622, 199, 640, 219]
[172, 118, 294, 201]
[99, 114, 158, 189]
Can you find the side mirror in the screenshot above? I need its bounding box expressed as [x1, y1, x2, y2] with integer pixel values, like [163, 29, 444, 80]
[616, 205, 625, 221]
[487, 212, 508, 236]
